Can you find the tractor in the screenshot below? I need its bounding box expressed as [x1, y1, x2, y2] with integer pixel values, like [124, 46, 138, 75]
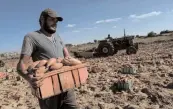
[73, 33, 139, 58]
[95, 34, 138, 56]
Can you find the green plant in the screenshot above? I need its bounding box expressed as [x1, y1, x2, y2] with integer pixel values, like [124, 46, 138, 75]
[147, 31, 157, 37]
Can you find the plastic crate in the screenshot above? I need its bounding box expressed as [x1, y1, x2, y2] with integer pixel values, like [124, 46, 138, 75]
[0, 72, 7, 79]
[122, 66, 136, 74]
[32, 63, 89, 100]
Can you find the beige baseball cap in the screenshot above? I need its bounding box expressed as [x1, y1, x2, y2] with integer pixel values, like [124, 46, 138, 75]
[40, 8, 63, 21]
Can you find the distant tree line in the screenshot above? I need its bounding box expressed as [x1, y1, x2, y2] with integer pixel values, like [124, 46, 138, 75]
[92, 29, 173, 41]
[160, 30, 172, 34]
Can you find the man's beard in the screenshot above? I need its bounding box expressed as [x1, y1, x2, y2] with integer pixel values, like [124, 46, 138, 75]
[43, 21, 57, 34]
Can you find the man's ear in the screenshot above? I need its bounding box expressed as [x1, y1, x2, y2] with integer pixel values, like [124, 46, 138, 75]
[40, 16, 45, 26]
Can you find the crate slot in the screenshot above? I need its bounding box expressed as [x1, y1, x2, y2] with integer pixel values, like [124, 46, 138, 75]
[52, 75, 61, 95]
[59, 71, 75, 92]
[40, 77, 54, 99]
[72, 69, 80, 87]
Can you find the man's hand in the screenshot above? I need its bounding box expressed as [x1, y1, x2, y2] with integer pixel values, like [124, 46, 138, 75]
[27, 72, 44, 89]
[63, 47, 70, 58]
[17, 54, 45, 89]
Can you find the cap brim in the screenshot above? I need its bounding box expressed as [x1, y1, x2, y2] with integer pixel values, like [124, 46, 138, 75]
[57, 17, 63, 21]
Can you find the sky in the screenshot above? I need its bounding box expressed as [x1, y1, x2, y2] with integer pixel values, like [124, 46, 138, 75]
[0, 0, 173, 53]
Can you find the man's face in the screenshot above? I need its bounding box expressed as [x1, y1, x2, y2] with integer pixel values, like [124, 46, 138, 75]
[43, 16, 58, 34]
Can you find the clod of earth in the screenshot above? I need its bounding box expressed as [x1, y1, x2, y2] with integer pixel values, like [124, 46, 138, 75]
[166, 82, 173, 89]
[6, 68, 13, 73]
[0, 60, 5, 67]
[123, 104, 140, 109]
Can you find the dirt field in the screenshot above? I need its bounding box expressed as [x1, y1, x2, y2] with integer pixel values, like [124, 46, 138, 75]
[0, 35, 173, 109]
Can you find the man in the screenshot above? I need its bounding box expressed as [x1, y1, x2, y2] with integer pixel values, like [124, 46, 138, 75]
[17, 8, 78, 109]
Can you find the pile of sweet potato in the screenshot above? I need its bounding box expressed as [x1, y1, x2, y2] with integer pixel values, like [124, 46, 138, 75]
[27, 57, 82, 75]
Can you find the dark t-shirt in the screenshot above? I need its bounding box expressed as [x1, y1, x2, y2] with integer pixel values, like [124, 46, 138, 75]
[21, 30, 65, 62]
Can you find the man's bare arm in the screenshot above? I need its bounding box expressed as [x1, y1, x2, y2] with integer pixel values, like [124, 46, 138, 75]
[17, 54, 31, 80]
[63, 47, 70, 57]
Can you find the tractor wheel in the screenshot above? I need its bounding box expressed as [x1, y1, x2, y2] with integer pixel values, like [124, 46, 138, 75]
[126, 46, 137, 55]
[114, 49, 118, 54]
[98, 42, 115, 56]
[134, 43, 139, 50]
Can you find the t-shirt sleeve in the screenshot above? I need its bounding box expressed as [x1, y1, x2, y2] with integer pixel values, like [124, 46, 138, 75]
[58, 35, 66, 48]
[20, 35, 35, 56]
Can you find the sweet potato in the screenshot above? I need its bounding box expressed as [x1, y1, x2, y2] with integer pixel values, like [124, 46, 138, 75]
[56, 57, 63, 63]
[35, 60, 48, 68]
[27, 61, 40, 73]
[46, 58, 57, 68]
[62, 57, 82, 66]
[49, 63, 63, 70]
[34, 66, 48, 76]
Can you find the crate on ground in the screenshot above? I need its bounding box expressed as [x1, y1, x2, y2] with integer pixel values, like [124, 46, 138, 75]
[0, 72, 7, 80]
[32, 63, 89, 100]
[121, 64, 137, 74]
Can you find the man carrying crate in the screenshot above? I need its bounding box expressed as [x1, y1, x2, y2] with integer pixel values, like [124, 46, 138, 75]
[17, 8, 79, 109]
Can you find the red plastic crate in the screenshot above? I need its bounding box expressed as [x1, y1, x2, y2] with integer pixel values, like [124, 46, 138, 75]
[32, 63, 89, 99]
[0, 72, 7, 79]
